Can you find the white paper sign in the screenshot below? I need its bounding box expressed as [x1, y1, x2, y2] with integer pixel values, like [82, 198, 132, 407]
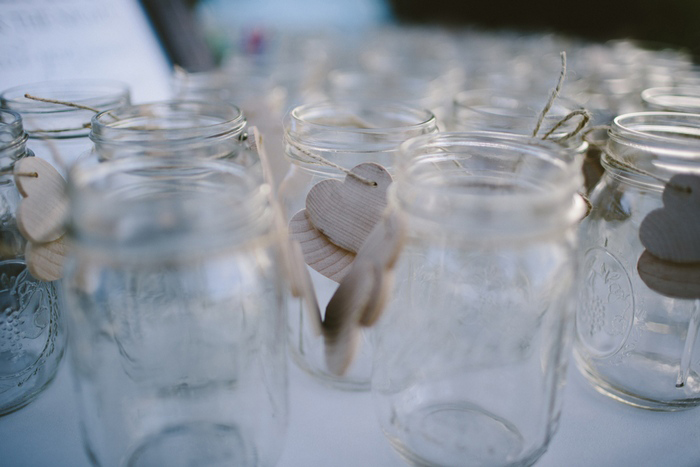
[0, 0, 173, 103]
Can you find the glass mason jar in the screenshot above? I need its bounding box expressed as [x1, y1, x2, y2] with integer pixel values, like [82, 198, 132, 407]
[575, 112, 700, 410]
[89, 100, 256, 168]
[279, 101, 438, 390]
[373, 132, 585, 466]
[0, 109, 66, 415]
[1, 80, 130, 176]
[64, 155, 288, 466]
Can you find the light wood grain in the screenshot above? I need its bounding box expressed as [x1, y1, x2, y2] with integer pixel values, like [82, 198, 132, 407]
[289, 209, 355, 283]
[26, 235, 66, 282]
[14, 157, 67, 244]
[306, 163, 392, 253]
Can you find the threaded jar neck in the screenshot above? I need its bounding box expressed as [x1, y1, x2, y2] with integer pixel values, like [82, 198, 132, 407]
[0, 109, 32, 171]
[284, 101, 437, 176]
[395, 131, 584, 242]
[90, 100, 250, 163]
[604, 111, 700, 188]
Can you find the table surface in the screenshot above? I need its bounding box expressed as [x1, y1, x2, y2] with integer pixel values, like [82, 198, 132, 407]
[1, 350, 700, 467]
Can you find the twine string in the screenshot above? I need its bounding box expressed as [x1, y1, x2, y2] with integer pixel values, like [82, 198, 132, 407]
[532, 51, 567, 138]
[542, 109, 592, 142]
[0, 170, 38, 177]
[289, 141, 378, 186]
[24, 93, 102, 114]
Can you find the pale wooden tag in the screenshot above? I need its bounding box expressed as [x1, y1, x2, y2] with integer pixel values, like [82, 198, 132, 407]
[14, 157, 68, 244]
[26, 235, 66, 282]
[251, 126, 322, 333]
[322, 211, 406, 376]
[637, 250, 700, 299]
[306, 163, 392, 253]
[288, 209, 355, 282]
[639, 174, 700, 264]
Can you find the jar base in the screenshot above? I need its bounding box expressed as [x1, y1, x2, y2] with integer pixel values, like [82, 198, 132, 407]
[288, 346, 370, 392]
[574, 352, 700, 412]
[124, 423, 255, 467]
[383, 401, 546, 467]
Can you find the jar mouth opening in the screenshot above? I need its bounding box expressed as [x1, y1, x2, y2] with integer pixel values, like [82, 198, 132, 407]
[288, 101, 437, 135]
[611, 112, 700, 146]
[395, 131, 583, 232]
[641, 87, 700, 112]
[91, 100, 246, 142]
[0, 79, 130, 114]
[452, 89, 587, 139]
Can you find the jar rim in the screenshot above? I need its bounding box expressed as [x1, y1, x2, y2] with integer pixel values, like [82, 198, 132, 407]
[0, 79, 130, 114]
[287, 100, 437, 135]
[395, 131, 584, 235]
[90, 100, 247, 146]
[610, 111, 700, 156]
[641, 87, 700, 112]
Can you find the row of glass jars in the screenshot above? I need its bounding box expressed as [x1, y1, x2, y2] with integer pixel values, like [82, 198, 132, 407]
[1, 76, 699, 466]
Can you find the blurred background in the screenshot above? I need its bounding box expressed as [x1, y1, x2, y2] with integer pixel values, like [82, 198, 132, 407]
[155, 0, 699, 70]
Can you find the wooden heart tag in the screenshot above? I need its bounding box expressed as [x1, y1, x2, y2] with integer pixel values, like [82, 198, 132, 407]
[15, 157, 68, 244]
[305, 163, 392, 254]
[322, 210, 406, 376]
[14, 157, 68, 281]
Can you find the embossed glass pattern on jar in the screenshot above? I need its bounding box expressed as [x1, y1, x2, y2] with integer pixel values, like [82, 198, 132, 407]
[280, 101, 438, 390]
[0, 109, 65, 416]
[64, 156, 288, 466]
[373, 132, 584, 466]
[575, 112, 700, 410]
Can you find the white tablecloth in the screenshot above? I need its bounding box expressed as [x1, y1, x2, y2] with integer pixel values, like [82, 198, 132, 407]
[2, 349, 700, 467]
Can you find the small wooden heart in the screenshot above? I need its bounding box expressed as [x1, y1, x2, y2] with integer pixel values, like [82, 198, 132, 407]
[322, 211, 406, 375]
[289, 209, 355, 282]
[639, 174, 700, 263]
[306, 163, 392, 254]
[15, 157, 68, 244]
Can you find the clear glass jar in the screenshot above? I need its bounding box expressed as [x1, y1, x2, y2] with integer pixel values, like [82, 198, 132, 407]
[373, 131, 584, 467]
[89, 100, 256, 167]
[64, 155, 288, 466]
[575, 112, 700, 410]
[0, 109, 65, 415]
[279, 101, 438, 390]
[0, 80, 130, 175]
